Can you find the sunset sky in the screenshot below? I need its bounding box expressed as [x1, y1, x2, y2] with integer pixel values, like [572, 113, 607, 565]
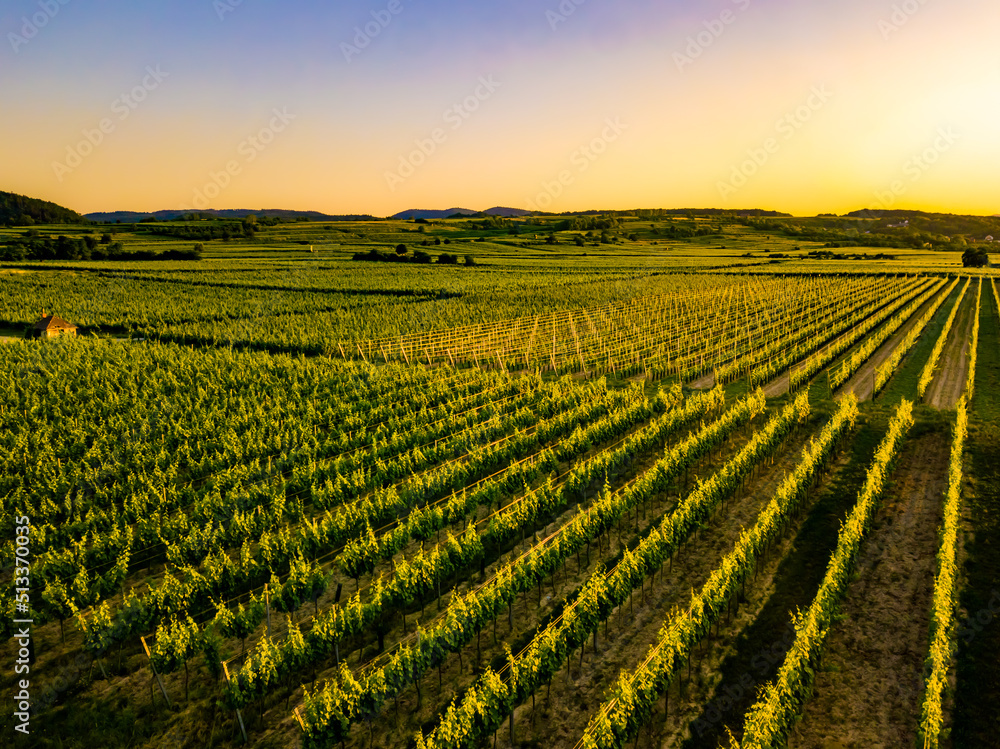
[2, 0, 997, 217]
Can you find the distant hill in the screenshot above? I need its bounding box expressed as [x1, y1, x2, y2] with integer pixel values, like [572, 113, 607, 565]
[660, 208, 791, 217]
[483, 206, 532, 217]
[85, 209, 377, 223]
[1, 191, 85, 225]
[391, 207, 532, 220]
[390, 208, 480, 220]
[845, 209, 1000, 240]
[531, 208, 792, 218]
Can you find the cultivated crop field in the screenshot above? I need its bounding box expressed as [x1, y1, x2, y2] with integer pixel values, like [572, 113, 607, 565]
[2, 220, 999, 749]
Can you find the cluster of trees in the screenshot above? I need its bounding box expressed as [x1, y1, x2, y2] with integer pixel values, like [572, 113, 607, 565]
[470, 215, 515, 231]
[140, 217, 259, 241]
[0, 191, 85, 225]
[745, 214, 1000, 253]
[650, 222, 720, 238]
[805, 249, 897, 260]
[1, 232, 119, 261]
[962, 247, 990, 267]
[418, 236, 447, 247]
[847, 209, 1000, 240]
[546, 231, 634, 246]
[170, 213, 282, 226]
[553, 215, 623, 232]
[425, 212, 734, 245]
[352, 246, 475, 265]
[742, 218, 944, 250]
[0, 231, 201, 261]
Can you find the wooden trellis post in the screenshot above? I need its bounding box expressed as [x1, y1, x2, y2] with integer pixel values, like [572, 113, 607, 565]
[223, 660, 248, 743]
[265, 584, 272, 640]
[141, 636, 171, 708]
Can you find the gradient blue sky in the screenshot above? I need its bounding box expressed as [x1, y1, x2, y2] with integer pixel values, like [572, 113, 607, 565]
[2, 0, 997, 216]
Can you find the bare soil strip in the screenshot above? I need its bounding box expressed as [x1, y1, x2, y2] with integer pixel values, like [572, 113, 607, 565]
[679, 412, 886, 749]
[926, 290, 976, 410]
[953, 423, 1000, 746]
[18, 394, 707, 748]
[839, 289, 946, 402]
[502, 423, 816, 749]
[690, 368, 716, 390]
[786, 429, 950, 749]
[761, 289, 921, 399]
[245, 411, 794, 748]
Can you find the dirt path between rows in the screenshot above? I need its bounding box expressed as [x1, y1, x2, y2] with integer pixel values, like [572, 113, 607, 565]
[761, 317, 867, 398]
[498, 422, 819, 749]
[838, 288, 946, 402]
[759, 300, 916, 400]
[690, 369, 716, 390]
[926, 287, 976, 410]
[786, 429, 950, 749]
[241, 407, 780, 749]
[953, 423, 1000, 746]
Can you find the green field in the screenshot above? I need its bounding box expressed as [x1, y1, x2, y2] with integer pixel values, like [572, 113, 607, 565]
[1, 217, 998, 749]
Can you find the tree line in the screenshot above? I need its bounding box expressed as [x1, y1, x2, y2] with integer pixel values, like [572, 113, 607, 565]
[0, 231, 201, 261]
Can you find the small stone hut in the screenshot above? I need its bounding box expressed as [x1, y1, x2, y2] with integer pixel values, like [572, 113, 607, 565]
[30, 312, 77, 339]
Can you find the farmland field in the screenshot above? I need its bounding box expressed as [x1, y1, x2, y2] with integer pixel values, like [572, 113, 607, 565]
[2, 216, 999, 749]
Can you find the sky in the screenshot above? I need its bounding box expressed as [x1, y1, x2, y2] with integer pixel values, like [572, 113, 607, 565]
[1, 0, 997, 217]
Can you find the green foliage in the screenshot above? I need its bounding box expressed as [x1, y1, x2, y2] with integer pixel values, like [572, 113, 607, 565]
[734, 400, 914, 749]
[0, 190, 85, 225]
[0, 232, 200, 261]
[831, 279, 947, 391]
[919, 399, 967, 747]
[963, 247, 990, 267]
[874, 278, 958, 395]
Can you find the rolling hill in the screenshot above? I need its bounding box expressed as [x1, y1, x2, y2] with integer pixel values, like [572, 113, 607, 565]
[85, 208, 376, 223]
[0, 191, 85, 225]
